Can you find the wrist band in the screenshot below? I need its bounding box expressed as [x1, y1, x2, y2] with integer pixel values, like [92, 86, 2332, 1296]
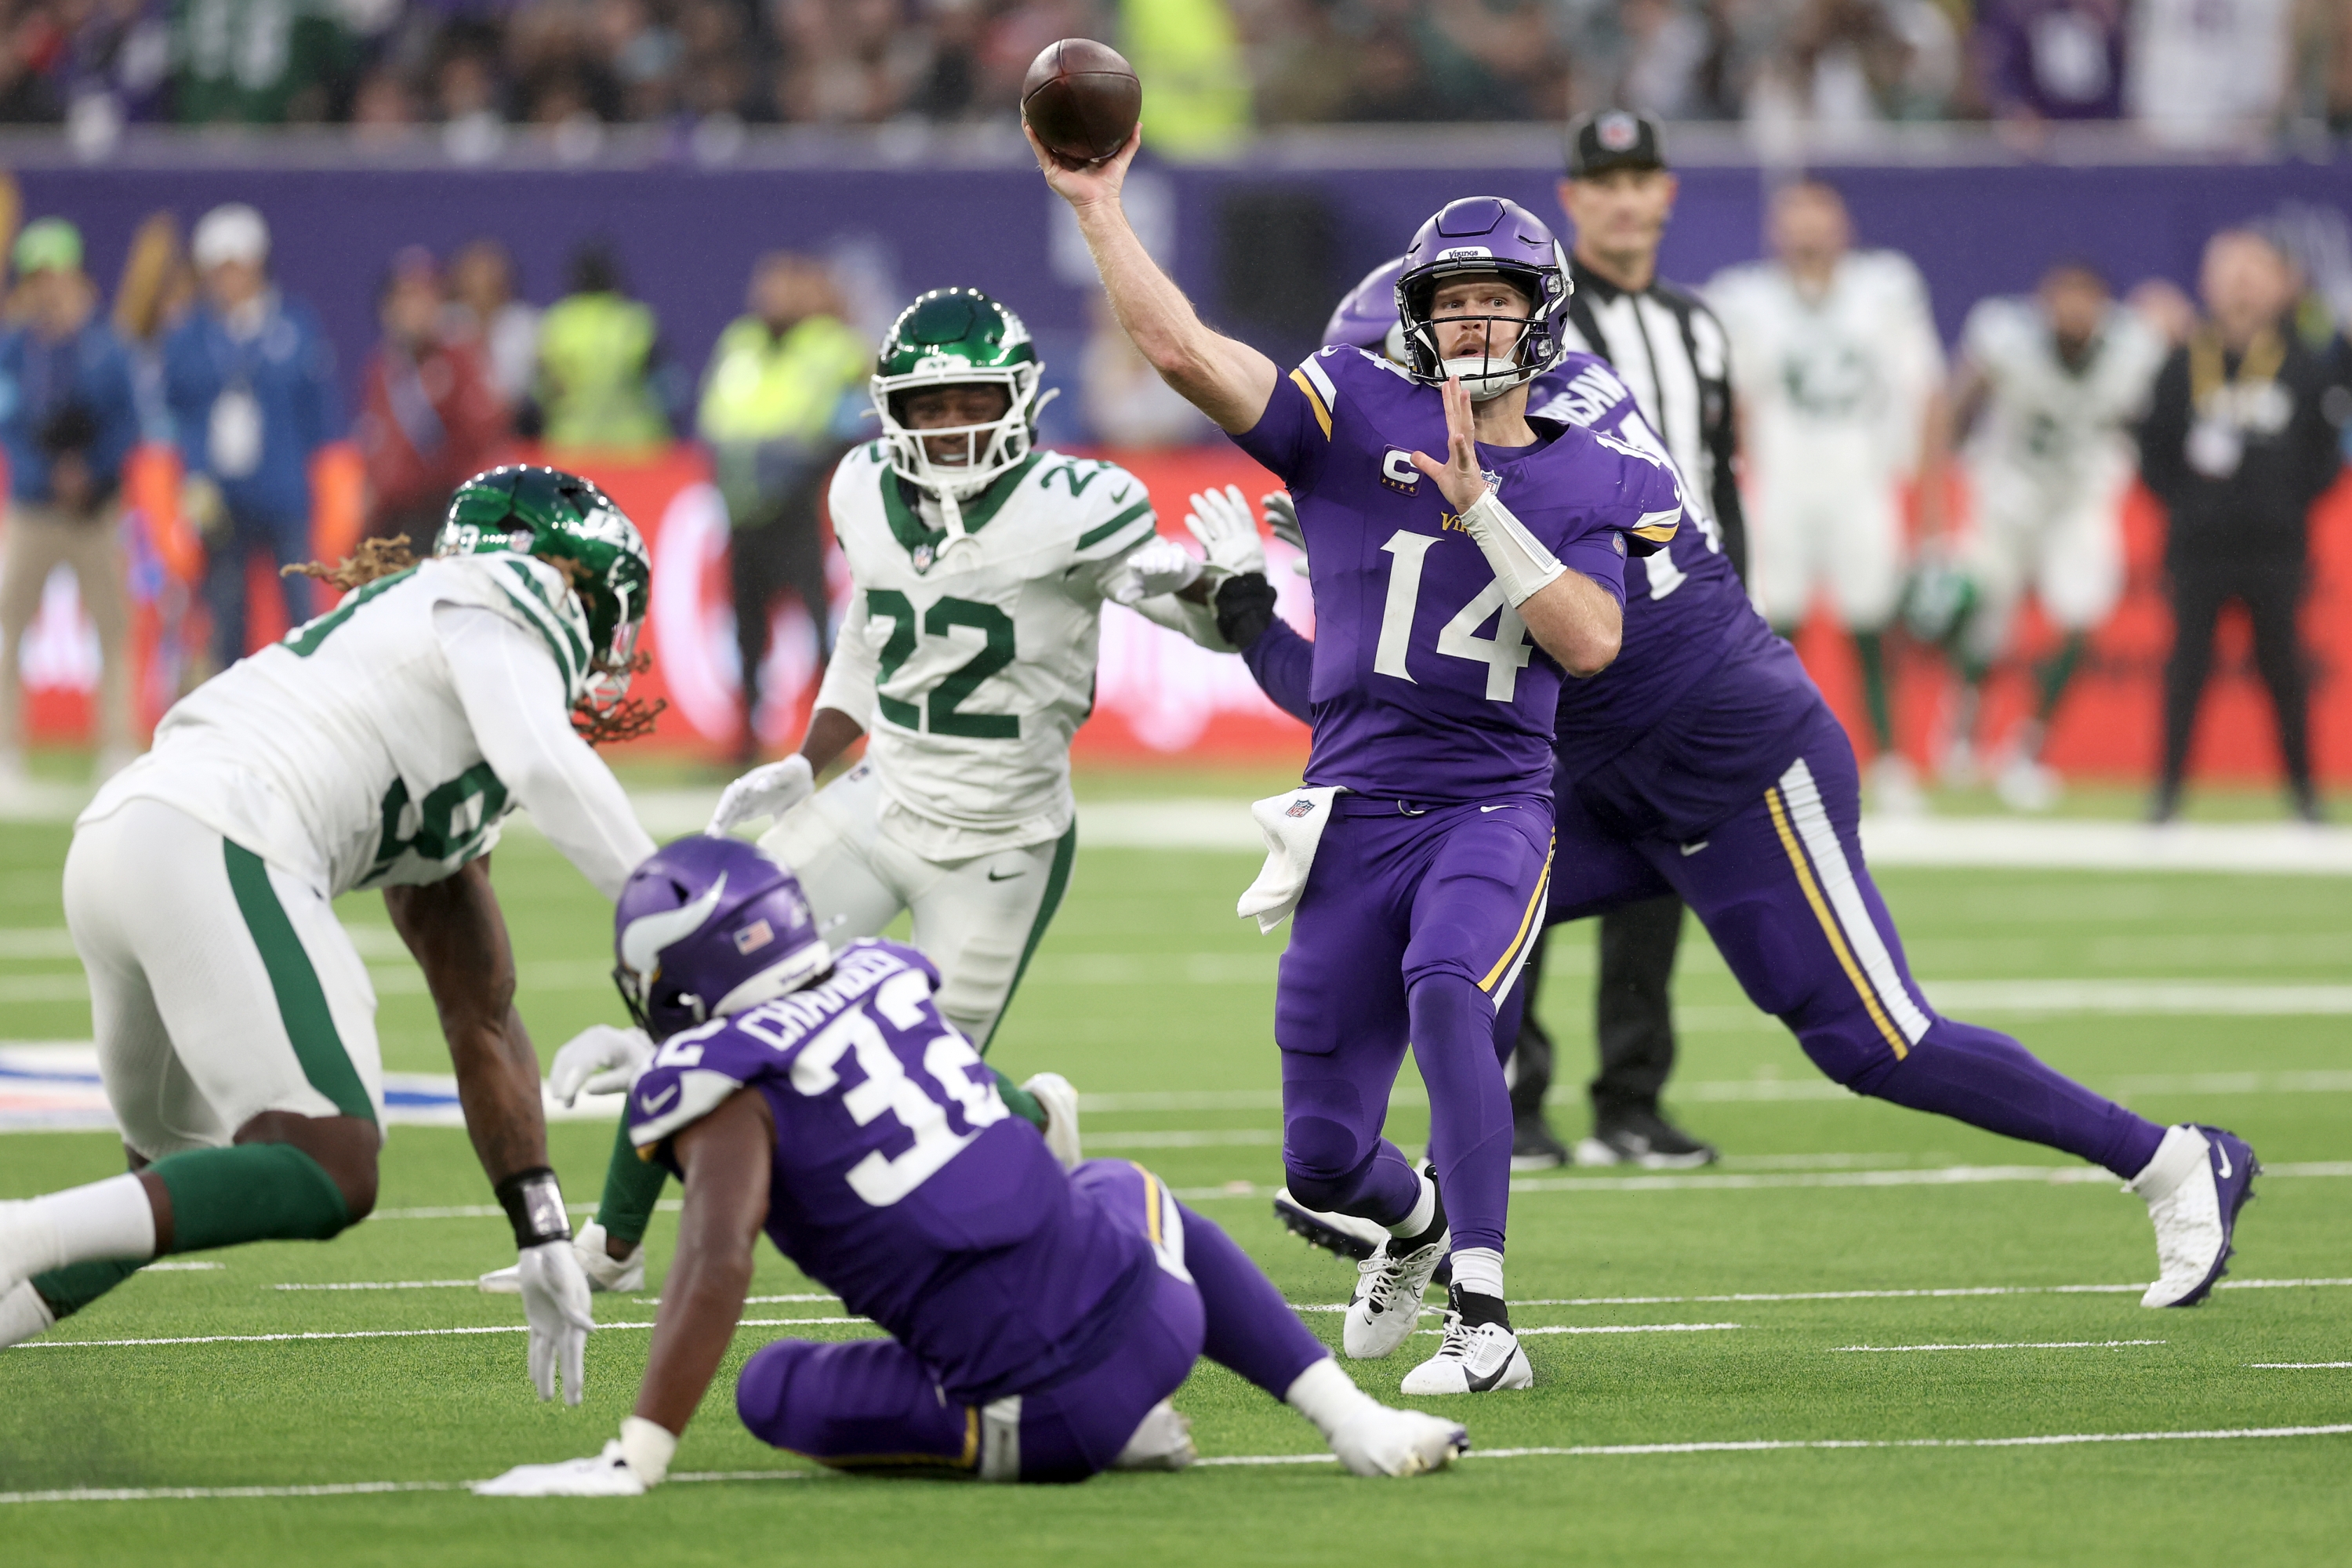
[619, 1416, 678, 1486]
[1458, 488, 1567, 608]
[494, 1167, 572, 1250]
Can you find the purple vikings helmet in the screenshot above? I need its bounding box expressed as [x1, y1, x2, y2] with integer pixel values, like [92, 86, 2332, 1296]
[612, 837, 832, 1041]
[1393, 197, 1573, 401]
[1325, 256, 1407, 361]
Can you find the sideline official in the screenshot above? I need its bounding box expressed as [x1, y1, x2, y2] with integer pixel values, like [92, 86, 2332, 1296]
[1506, 111, 1748, 1171]
[2138, 229, 2340, 824]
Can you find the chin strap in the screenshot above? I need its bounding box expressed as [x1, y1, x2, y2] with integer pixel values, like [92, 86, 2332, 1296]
[934, 486, 982, 569]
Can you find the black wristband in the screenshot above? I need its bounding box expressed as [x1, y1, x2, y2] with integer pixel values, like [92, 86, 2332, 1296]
[494, 1167, 572, 1249]
[1214, 572, 1279, 651]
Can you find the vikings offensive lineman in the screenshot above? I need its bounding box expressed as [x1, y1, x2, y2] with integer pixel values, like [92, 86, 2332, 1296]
[0, 467, 659, 1399]
[1935, 264, 2166, 808]
[1041, 122, 1682, 1394]
[488, 289, 1232, 1298]
[1214, 328, 2259, 1317]
[477, 837, 1468, 1494]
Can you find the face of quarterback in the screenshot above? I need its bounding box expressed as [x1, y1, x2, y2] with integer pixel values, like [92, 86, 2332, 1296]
[1557, 167, 1678, 275]
[1428, 274, 1534, 365]
[900, 383, 1015, 467]
[1769, 183, 1851, 290]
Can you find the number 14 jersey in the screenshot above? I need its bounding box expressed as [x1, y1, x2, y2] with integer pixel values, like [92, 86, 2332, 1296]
[1233, 347, 1685, 802]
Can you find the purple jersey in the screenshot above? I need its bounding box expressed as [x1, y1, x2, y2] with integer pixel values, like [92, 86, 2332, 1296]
[1232, 347, 1683, 802]
[1526, 354, 1812, 801]
[627, 938, 1157, 1404]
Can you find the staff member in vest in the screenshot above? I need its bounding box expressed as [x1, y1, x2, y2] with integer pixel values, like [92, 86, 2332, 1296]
[0, 219, 143, 786]
[697, 252, 869, 763]
[1504, 111, 1749, 1171]
[534, 241, 683, 459]
[2139, 229, 2343, 824]
[162, 204, 344, 673]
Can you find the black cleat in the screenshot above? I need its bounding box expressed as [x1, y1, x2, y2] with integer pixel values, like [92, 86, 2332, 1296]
[1510, 1109, 1570, 1172]
[1575, 1106, 1719, 1170]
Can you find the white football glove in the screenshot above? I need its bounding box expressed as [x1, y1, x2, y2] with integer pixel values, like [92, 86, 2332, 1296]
[1109, 536, 1205, 606]
[549, 1024, 655, 1107]
[706, 753, 815, 836]
[474, 1417, 677, 1497]
[1022, 1072, 1083, 1171]
[517, 1239, 595, 1406]
[1262, 490, 1308, 575]
[1182, 485, 1267, 578]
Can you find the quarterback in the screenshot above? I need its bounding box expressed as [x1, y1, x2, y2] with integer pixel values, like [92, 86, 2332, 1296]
[0, 467, 661, 1399]
[488, 287, 1232, 1298]
[477, 837, 1468, 1494]
[1040, 120, 1682, 1395]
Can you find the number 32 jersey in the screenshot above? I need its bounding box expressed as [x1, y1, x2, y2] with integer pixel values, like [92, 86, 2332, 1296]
[817, 443, 1221, 860]
[627, 938, 1161, 1405]
[1233, 347, 1683, 802]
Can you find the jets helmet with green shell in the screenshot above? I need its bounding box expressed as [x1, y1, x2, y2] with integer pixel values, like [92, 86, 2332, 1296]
[435, 464, 652, 711]
[872, 288, 1054, 499]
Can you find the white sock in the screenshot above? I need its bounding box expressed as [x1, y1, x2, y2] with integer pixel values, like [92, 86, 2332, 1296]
[1387, 1170, 1437, 1240]
[1450, 1247, 1504, 1301]
[17, 1174, 158, 1272]
[1283, 1356, 1381, 1438]
[0, 1279, 56, 1347]
[2129, 1126, 2206, 1200]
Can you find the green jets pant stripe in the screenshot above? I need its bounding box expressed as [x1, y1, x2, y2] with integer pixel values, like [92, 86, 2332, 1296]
[981, 823, 1077, 1055]
[223, 842, 375, 1122]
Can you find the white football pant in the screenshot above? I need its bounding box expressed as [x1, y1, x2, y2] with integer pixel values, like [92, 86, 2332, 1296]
[1746, 452, 1907, 633]
[1960, 457, 2130, 666]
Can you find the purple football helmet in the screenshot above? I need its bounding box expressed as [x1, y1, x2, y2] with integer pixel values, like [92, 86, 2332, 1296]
[1325, 256, 1406, 361]
[1393, 197, 1573, 401]
[612, 836, 832, 1041]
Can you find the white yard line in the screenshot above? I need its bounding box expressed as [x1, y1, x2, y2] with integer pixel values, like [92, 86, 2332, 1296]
[1413, 1323, 1742, 1338]
[1178, 1163, 2352, 1203]
[1290, 1277, 2352, 1314]
[273, 1280, 478, 1291]
[11, 1317, 873, 1349]
[1829, 1340, 2165, 1352]
[2245, 1362, 2352, 1369]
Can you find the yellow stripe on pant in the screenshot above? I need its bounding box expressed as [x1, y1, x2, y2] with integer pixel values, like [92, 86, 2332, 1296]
[1762, 786, 1909, 1058]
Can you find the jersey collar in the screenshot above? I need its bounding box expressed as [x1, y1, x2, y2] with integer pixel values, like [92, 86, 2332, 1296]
[880, 450, 1043, 557]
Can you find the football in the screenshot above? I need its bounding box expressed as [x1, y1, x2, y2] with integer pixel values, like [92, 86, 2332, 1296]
[1020, 38, 1142, 167]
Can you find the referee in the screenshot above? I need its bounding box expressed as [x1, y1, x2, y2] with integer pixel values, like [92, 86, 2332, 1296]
[1508, 111, 1749, 1171]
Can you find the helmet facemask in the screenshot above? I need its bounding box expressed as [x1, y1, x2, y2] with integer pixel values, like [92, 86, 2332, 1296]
[874, 362, 1047, 502]
[1397, 264, 1558, 402]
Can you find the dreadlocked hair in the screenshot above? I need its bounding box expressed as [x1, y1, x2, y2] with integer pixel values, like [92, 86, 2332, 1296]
[282, 535, 417, 590]
[573, 650, 666, 746]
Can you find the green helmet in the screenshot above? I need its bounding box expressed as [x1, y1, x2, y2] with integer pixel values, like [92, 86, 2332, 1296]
[437, 465, 652, 710]
[872, 288, 1050, 499]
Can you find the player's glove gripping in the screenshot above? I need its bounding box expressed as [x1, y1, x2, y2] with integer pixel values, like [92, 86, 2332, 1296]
[707, 754, 815, 837]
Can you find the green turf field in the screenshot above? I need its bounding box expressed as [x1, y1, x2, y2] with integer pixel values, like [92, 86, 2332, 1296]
[2, 776, 2348, 1566]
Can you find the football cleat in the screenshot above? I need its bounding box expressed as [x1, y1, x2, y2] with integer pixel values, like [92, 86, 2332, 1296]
[2132, 1123, 2259, 1308]
[1510, 1109, 1570, 1172]
[1994, 753, 2063, 813]
[1867, 753, 1927, 818]
[1022, 1072, 1083, 1171]
[1325, 1402, 1469, 1478]
[0, 1279, 55, 1348]
[1273, 1189, 1388, 1261]
[1400, 1294, 1534, 1396]
[1344, 1232, 1449, 1360]
[1109, 1399, 1196, 1472]
[1574, 1106, 1718, 1170]
[480, 1221, 644, 1296]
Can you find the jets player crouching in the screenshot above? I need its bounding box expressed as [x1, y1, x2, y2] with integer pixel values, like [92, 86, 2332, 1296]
[0, 467, 661, 1403]
[477, 837, 1467, 1495]
[486, 288, 1232, 1298]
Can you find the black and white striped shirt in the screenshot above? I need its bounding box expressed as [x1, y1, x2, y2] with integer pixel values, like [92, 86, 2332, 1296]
[1560, 257, 1748, 579]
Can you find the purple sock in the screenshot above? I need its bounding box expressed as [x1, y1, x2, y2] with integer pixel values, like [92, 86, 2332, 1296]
[1854, 1018, 2165, 1179]
[1407, 973, 1513, 1256]
[1178, 1202, 1330, 1397]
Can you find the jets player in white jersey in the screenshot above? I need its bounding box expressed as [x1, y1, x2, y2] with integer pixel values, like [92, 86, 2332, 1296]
[1933, 263, 2166, 810]
[500, 288, 1232, 1298]
[0, 466, 658, 1404]
[1708, 181, 1946, 813]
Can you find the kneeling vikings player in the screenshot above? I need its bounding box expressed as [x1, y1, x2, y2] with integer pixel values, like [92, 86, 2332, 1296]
[477, 837, 1468, 1494]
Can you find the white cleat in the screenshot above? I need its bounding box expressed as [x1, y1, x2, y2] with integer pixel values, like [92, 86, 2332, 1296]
[1400, 1298, 1534, 1396]
[1326, 1402, 1468, 1477]
[1022, 1072, 1083, 1171]
[1343, 1230, 1448, 1360]
[2130, 1123, 2259, 1308]
[1994, 754, 2063, 813]
[480, 1221, 645, 1295]
[0, 1279, 56, 1348]
[0, 1198, 51, 1299]
[1109, 1399, 1196, 1472]
[1867, 753, 1928, 818]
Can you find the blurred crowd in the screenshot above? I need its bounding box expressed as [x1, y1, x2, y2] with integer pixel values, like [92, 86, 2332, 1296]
[5, 0, 2352, 147]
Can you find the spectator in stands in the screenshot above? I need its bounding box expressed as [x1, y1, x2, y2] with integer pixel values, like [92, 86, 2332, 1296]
[1973, 0, 2126, 127]
[448, 238, 540, 417]
[698, 252, 866, 761]
[2129, 0, 2293, 144]
[162, 203, 343, 671]
[533, 239, 680, 456]
[355, 247, 510, 546]
[170, 0, 350, 122]
[2140, 230, 2339, 822]
[0, 219, 141, 784]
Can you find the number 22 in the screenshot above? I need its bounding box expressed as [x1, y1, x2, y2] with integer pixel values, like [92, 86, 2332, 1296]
[1371, 531, 1534, 702]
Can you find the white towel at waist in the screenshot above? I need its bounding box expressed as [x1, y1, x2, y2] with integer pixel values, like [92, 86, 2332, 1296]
[1236, 786, 1344, 935]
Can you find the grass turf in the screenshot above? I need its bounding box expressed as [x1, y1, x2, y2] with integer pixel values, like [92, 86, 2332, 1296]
[2, 799, 2349, 1565]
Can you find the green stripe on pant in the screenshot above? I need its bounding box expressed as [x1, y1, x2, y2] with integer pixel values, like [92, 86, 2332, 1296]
[222, 841, 375, 1122]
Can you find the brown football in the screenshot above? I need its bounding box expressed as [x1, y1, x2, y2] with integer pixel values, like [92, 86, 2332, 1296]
[1021, 39, 1141, 167]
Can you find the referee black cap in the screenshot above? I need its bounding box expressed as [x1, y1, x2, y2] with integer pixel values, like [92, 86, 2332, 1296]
[1566, 110, 1668, 178]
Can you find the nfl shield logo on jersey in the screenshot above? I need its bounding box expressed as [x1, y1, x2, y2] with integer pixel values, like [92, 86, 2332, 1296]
[912, 543, 936, 573]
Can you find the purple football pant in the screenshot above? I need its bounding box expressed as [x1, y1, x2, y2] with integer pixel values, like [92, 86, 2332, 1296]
[734, 1161, 1329, 1483]
[1537, 704, 2164, 1180]
[1276, 796, 1554, 1258]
